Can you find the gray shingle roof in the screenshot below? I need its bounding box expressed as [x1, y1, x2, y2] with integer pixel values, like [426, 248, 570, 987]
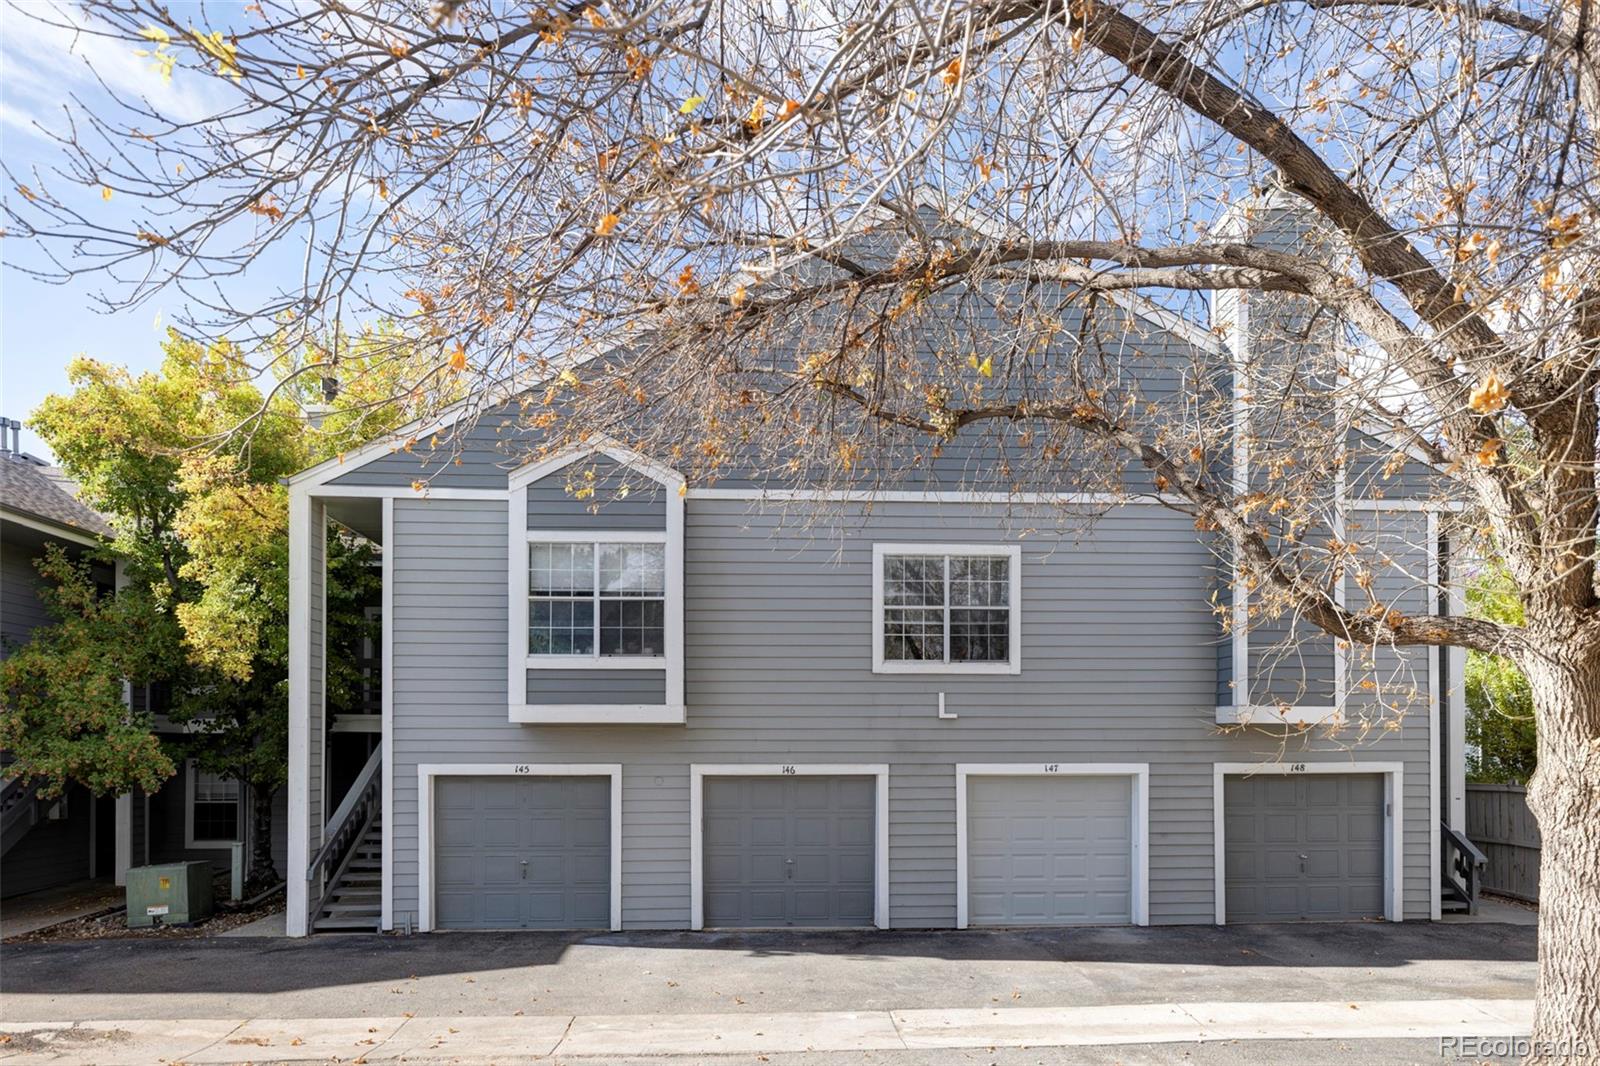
[0, 457, 113, 539]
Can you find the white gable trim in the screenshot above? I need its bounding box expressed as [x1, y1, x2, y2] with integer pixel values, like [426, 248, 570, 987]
[507, 438, 685, 492]
[285, 380, 527, 489]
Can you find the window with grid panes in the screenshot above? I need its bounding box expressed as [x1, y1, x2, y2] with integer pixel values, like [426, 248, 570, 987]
[529, 542, 666, 657]
[881, 553, 1012, 663]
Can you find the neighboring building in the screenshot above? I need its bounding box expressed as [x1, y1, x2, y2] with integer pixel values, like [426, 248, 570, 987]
[1, 420, 118, 898]
[0, 418, 287, 899]
[283, 212, 1478, 935]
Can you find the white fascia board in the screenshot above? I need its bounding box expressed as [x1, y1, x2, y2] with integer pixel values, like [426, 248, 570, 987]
[0, 508, 107, 547]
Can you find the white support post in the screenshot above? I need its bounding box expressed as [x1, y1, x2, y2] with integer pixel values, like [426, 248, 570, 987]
[287, 489, 312, 936]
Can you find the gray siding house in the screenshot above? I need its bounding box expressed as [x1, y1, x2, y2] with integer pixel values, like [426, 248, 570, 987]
[284, 285, 1475, 936]
[0, 422, 286, 901]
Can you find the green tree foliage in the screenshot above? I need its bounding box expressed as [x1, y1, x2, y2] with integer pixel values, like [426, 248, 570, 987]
[0, 548, 180, 797]
[1465, 565, 1536, 784]
[7, 332, 388, 881]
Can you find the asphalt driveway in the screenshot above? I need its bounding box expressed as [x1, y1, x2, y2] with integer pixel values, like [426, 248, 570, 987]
[0, 921, 1535, 1023]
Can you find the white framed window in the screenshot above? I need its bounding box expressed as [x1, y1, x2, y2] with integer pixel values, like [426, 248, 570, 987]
[524, 533, 668, 665]
[872, 544, 1022, 674]
[506, 445, 687, 724]
[185, 761, 241, 847]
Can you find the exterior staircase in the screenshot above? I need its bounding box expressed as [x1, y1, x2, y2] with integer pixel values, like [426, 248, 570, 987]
[308, 747, 383, 933]
[1, 776, 42, 858]
[313, 813, 382, 931]
[1441, 821, 1488, 915]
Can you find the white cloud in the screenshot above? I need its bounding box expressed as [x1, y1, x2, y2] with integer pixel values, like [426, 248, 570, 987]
[0, 2, 223, 144]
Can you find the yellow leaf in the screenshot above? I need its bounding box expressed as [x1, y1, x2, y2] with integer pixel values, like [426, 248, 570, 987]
[779, 99, 801, 120]
[679, 94, 706, 115]
[976, 355, 993, 377]
[101, 186, 114, 201]
[677, 265, 699, 294]
[941, 58, 962, 87]
[1474, 438, 1503, 467]
[190, 29, 242, 82]
[1468, 370, 1509, 415]
[583, 6, 607, 28]
[138, 25, 171, 44]
[137, 230, 170, 245]
[729, 283, 747, 307]
[677, 482, 688, 497]
[744, 97, 766, 130]
[594, 212, 620, 236]
[297, 64, 306, 79]
[448, 345, 467, 372]
[377, 177, 388, 200]
[558, 368, 581, 387]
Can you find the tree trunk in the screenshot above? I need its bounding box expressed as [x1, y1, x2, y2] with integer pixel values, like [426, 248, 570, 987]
[1522, 642, 1600, 1061]
[249, 782, 279, 885]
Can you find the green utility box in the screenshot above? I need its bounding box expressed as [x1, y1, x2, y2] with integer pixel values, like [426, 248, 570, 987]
[125, 861, 214, 927]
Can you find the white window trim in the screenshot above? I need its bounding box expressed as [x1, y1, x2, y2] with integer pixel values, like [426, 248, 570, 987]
[521, 530, 670, 670]
[184, 759, 242, 849]
[416, 763, 623, 933]
[1211, 761, 1405, 925]
[689, 764, 890, 931]
[871, 543, 1022, 675]
[955, 763, 1150, 929]
[506, 446, 685, 723]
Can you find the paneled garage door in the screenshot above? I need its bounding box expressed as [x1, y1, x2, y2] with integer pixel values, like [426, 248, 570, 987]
[433, 775, 611, 930]
[702, 775, 875, 927]
[966, 775, 1134, 926]
[1223, 774, 1385, 922]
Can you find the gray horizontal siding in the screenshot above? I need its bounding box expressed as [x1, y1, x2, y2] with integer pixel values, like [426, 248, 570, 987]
[528, 457, 666, 530]
[0, 537, 53, 654]
[527, 670, 666, 704]
[386, 496, 1435, 930]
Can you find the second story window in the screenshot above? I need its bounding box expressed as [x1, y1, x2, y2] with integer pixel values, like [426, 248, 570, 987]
[872, 545, 1022, 674]
[529, 541, 666, 658]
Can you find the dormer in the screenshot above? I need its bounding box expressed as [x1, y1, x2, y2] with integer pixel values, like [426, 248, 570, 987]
[506, 442, 685, 725]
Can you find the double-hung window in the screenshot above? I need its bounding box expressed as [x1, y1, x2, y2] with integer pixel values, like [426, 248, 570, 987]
[872, 545, 1021, 673]
[528, 540, 666, 659]
[186, 762, 240, 846]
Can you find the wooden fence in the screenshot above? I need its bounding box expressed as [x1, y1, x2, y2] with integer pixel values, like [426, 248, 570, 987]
[1465, 783, 1541, 903]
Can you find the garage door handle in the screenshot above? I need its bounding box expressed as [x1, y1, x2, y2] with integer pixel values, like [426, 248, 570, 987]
[1299, 853, 1308, 872]
[786, 858, 794, 880]
[520, 860, 528, 880]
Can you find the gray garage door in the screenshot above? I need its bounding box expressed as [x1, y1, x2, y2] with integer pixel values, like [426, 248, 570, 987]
[703, 775, 875, 927]
[1224, 774, 1385, 922]
[967, 775, 1134, 926]
[434, 776, 610, 930]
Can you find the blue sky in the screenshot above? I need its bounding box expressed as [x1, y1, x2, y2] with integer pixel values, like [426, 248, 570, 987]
[1, 6, 231, 461]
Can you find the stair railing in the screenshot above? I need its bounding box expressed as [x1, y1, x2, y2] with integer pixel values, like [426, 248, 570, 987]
[1441, 821, 1487, 915]
[1, 776, 42, 858]
[307, 746, 382, 923]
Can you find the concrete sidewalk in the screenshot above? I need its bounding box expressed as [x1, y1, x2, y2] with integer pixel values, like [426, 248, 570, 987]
[0, 998, 1534, 1064]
